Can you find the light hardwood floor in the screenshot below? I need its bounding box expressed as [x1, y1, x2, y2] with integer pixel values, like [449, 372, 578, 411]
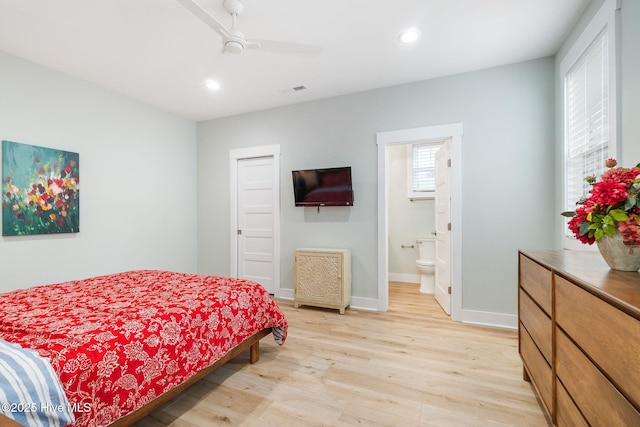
[133, 282, 548, 426]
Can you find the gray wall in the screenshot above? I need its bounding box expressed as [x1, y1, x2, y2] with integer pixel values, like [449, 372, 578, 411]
[618, 0, 640, 163]
[197, 57, 556, 317]
[0, 51, 198, 292]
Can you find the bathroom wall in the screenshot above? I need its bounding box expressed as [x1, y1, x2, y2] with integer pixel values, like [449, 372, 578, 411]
[387, 144, 435, 283]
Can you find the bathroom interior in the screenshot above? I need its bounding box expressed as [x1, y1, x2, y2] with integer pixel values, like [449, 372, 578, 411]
[388, 143, 438, 298]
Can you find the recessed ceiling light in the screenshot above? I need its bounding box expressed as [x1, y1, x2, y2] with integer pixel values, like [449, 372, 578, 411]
[205, 79, 220, 91]
[399, 27, 420, 44]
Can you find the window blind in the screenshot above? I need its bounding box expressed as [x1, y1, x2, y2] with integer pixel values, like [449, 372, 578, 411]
[412, 143, 440, 193]
[565, 28, 609, 216]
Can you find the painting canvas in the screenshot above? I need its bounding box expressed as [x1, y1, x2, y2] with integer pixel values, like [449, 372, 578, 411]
[2, 140, 80, 236]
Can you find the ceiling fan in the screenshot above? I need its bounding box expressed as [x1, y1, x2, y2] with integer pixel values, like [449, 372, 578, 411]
[176, 0, 323, 55]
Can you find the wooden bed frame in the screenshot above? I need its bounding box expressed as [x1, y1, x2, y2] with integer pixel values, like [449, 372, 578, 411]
[0, 328, 272, 427]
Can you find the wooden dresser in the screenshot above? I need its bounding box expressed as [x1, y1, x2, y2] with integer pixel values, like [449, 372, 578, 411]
[518, 249, 640, 426]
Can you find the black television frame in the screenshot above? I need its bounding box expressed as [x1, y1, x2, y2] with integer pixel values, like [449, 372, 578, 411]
[292, 166, 354, 207]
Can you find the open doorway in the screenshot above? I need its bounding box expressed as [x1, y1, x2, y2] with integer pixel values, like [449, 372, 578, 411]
[376, 124, 463, 320]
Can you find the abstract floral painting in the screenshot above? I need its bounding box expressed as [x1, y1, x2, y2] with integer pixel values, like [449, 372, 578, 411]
[2, 140, 80, 236]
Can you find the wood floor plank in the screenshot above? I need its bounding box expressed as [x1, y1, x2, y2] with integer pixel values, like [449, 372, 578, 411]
[132, 282, 548, 426]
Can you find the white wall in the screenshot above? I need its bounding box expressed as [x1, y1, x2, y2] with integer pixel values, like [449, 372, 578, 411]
[388, 144, 434, 282]
[197, 57, 556, 317]
[0, 51, 198, 292]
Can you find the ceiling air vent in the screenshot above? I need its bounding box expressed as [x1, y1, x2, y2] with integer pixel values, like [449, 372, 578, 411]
[279, 84, 308, 94]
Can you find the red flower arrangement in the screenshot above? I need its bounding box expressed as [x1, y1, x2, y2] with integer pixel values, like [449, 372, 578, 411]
[562, 159, 640, 251]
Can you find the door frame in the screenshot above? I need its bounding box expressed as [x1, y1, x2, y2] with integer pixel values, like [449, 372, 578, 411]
[376, 124, 462, 320]
[434, 140, 451, 314]
[229, 144, 281, 297]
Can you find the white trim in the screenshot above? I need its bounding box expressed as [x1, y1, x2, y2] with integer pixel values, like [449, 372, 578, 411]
[349, 296, 380, 311]
[558, 0, 619, 73]
[458, 310, 517, 330]
[275, 291, 378, 312]
[277, 291, 514, 324]
[229, 144, 282, 297]
[560, 0, 620, 250]
[377, 123, 463, 320]
[388, 272, 420, 284]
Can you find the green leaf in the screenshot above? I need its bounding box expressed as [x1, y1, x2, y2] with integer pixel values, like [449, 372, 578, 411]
[603, 224, 617, 236]
[594, 228, 604, 240]
[603, 215, 614, 225]
[609, 209, 629, 222]
[579, 222, 591, 236]
[626, 197, 637, 210]
[561, 211, 576, 217]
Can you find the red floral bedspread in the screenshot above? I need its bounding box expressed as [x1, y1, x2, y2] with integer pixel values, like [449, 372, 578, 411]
[0, 270, 288, 426]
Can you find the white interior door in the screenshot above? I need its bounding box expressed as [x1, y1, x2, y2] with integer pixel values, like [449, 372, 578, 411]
[434, 141, 451, 314]
[237, 156, 275, 293]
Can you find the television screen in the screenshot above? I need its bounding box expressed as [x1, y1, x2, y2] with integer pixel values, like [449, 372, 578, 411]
[292, 166, 354, 207]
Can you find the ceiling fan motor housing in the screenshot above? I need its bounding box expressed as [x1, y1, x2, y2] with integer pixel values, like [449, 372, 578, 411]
[225, 40, 244, 54]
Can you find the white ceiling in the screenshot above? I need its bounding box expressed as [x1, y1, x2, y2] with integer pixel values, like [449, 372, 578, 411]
[0, 0, 589, 122]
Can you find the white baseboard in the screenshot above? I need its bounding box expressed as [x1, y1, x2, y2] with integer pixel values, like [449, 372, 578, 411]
[277, 287, 517, 329]
[276, 289, 380, 312]
[459, 309, 517, 329]
[388, 272, 420, 284]
[277, 288, 294, 300]
[349, 296, 379, 311]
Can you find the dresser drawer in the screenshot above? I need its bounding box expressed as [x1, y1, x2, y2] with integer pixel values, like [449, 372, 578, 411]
[556, 275, 640, 409]
[556, 381, 587, 427]
[519, 254, 552, 315]
[556, 328, 640, 426]
[519, 323, 553, 415]
[519, 288, 552, 364]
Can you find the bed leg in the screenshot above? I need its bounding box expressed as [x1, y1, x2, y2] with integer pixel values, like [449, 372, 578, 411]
[250, 340, 260, 364]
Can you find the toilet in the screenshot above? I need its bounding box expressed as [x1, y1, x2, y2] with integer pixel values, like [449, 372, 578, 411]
[416, 237, 435, 294]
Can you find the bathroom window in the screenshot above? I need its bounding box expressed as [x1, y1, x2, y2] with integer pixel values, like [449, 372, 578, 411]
[407, 142, 441, 199]
[560, 0, 619, 248]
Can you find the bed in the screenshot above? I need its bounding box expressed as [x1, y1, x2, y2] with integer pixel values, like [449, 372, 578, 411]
[0, 270, 288, 427]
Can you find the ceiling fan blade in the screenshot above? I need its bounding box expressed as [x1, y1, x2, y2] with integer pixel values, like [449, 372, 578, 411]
[176, 0, 232, 39]
[247, 39, 323, 56]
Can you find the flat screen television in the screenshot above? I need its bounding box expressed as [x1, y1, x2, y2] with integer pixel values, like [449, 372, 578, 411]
[292, 166, 354, 207]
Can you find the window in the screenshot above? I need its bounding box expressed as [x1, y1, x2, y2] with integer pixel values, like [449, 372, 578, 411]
[565, 29, 609, 212]
[407, 142, 441, 199]
[560, 0, 619, 247]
